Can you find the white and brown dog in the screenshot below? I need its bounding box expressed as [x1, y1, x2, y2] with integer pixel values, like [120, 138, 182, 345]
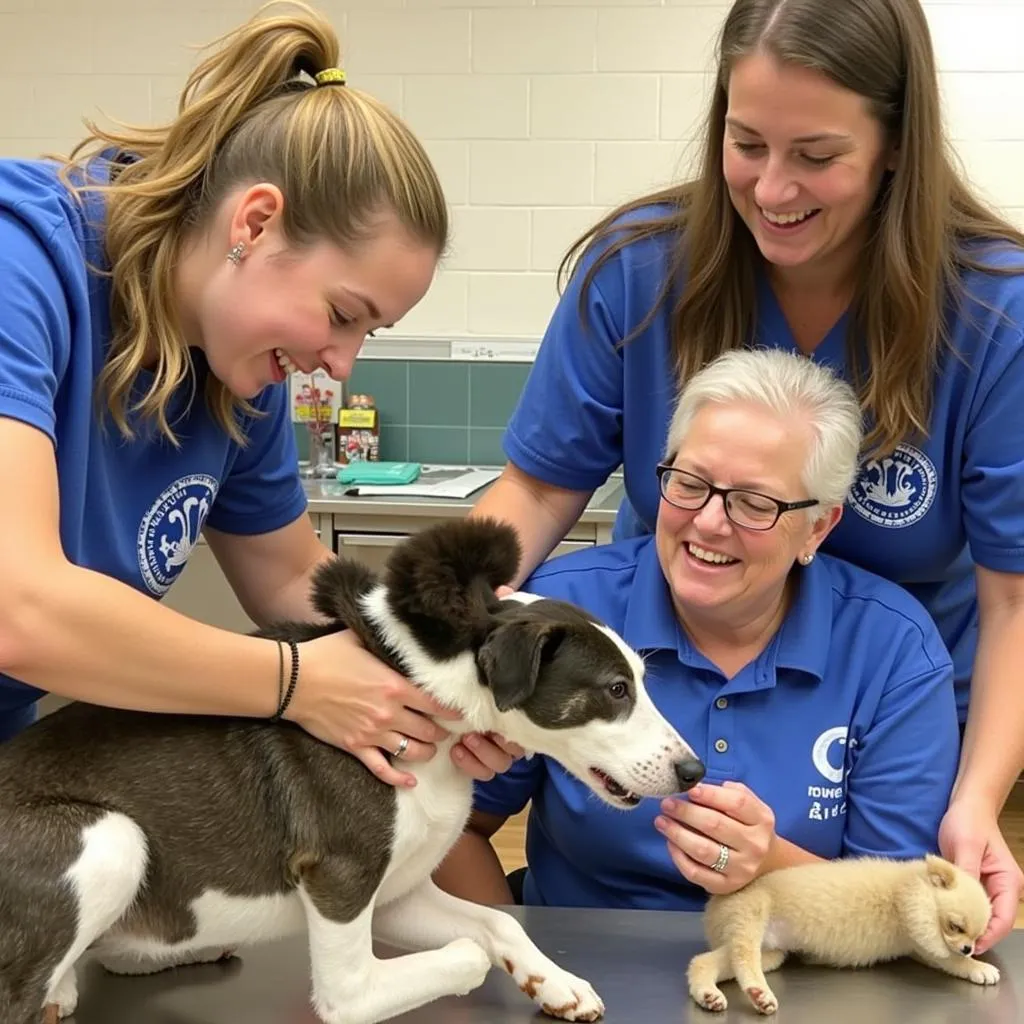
[0, 518, 705, 1024]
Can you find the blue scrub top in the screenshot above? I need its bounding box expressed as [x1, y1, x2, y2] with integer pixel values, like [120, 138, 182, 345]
[504, 204, 1024, 721]
[0, 156, 307, 726]
[473, 537, 960, 911]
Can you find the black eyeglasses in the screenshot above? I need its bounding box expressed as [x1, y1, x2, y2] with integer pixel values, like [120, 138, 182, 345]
[655, 464, 819, 531]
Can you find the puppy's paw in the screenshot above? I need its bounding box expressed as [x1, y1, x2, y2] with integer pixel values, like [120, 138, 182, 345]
[746, 985, 779, 1015]
[968, 960, 1001, 986]
[442, 937, 492, 995]
[502, 959, 604, 1021]
[692, 986, 728, 1012]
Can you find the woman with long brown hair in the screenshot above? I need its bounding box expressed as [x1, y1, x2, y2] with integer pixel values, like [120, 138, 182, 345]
[472, 0, 1024, 950]
[0, 3, 517, 785]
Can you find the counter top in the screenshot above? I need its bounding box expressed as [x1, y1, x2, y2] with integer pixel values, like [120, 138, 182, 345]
[302, 467, 624, 523]
[70, 904, 1021, 1023]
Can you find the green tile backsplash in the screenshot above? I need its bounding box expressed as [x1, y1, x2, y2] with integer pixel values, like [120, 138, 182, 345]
[469, 363, 534, 429]
[408, 425, 470, 465]
[408, 361, 470, 428]
[293, 359, 530, 465]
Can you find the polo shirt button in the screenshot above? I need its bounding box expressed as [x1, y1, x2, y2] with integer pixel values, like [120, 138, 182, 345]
[715, 697, 728, 709]
[714, 738, 728, 753]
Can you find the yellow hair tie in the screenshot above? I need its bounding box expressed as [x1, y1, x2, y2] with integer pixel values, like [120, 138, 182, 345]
[314, 67, 347, 86]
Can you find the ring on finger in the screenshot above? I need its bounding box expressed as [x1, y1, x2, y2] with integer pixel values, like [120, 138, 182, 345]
[392, 736, 410, 759]
[710, 843, 729, 874]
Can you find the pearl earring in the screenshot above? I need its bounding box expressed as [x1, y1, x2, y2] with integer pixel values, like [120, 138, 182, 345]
[800, 552, 815, 566]
[226, 241, 247, 265]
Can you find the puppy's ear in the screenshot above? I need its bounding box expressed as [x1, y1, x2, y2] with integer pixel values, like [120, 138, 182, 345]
[477, 621, 562, 712]
[925, 854, 957, 889]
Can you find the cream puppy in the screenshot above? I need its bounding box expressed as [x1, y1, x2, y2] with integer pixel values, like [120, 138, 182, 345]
[688, 854, 998, 1015]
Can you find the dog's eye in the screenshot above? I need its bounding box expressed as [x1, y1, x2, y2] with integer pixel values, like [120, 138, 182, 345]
[608, 681, 629, 700]
[947, 919, 964, 934]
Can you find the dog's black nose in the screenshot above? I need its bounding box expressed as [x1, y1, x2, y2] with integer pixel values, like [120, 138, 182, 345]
[960, 944, 973, 957]
[674, 758, 706, 791]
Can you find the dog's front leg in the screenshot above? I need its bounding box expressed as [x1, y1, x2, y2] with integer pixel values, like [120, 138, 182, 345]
[916, 951, 1001, 986]
[373, 880, 604, 1022]
[298, 860, 491, 1024]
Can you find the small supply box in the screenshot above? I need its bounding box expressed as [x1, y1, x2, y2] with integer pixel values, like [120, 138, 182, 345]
[337, 393, 380, 463]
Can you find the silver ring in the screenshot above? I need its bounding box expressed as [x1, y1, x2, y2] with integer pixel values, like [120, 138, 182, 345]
[710, 844, 730, 874]
[392, 736, 410, 759]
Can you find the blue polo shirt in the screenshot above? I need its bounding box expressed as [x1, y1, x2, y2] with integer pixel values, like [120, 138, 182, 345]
[473, 537, 959, 911]
[503, 205, 1024, 721]
[0, 155, 307, 730]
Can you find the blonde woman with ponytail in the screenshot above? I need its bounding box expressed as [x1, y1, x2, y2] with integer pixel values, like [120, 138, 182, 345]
[0, 3, 519, 786]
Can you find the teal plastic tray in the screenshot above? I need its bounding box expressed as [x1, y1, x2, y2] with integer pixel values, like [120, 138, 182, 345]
[336, 461, 422, 486]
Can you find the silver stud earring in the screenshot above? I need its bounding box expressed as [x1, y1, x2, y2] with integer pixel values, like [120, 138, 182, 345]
[800, 552, 815, 566]
[226, 241, 247, 265]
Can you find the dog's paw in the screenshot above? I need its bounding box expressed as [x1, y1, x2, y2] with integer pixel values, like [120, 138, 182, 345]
[967, 960, 1001, 986]
[502, 960, 604, 1021]
[48, 968, 78, 1019]
[54, 994, 78, 1020]
[43, 1001, 75, 1024]
[442, 937, 492, 995]
[745, 986, 779, 1015]
[692, 986, 728, 1013]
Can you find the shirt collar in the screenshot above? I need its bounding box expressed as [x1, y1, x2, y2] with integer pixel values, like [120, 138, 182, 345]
[621, 537, 687, 654]
[771, 552, 833, 684]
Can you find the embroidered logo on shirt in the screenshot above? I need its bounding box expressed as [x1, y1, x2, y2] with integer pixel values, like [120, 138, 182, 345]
[137, 474, 219, 596]
[807, 725, 849, 822]
[848, 443, 937, 529]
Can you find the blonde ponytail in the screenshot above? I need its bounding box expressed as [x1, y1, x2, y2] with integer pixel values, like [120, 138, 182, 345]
[62, 1, 447, 445]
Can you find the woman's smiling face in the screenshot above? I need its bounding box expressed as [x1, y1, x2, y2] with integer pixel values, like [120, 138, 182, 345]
[722, 52, 894, 281]
[655, 400, 836, 627]
[180, 185, 438, 400]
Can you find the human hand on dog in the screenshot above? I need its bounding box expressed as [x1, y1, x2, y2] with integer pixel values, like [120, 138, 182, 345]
[287, 630, 462, 787]
[286, 632, 523, 787]
[451, 732, 524, 781]
[939, 801, 1023, 954]
[655, 781, 777, 895]
[443, 586, 526, 781]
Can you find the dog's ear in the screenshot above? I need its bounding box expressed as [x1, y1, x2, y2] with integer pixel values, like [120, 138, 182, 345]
[925, 854, 957, 889]
[477, 621, 563, 712]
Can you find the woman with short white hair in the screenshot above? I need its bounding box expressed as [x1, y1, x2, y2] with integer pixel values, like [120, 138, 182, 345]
[441, 349, 960, 910]
[664, 347, 863, 513]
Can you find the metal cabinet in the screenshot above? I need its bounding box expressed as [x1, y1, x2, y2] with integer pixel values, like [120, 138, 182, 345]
[329, 508, 601, 576]
[332, 528, 594, 573]
[333, 531, 414, 574]
[160, 537, 258, 634]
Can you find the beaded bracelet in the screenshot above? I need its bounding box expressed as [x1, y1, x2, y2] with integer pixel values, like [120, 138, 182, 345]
[271, 640, 300, 721]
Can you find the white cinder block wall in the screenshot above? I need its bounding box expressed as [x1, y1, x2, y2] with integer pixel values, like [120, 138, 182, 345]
[1, 0, 1022, 342]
